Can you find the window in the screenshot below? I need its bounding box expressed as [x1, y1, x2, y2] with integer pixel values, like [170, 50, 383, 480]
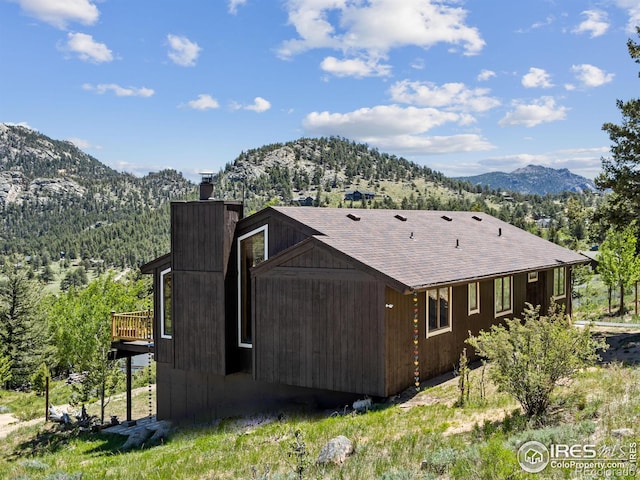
[553, 267, 566, 299]
[528, 271, 538, 283]
[160, 268, 172, 339]
[468, 282, 480, 315]
[494, 276, 513, 317]
[426, 287, 452, 337]
[237, 225, 268, 348]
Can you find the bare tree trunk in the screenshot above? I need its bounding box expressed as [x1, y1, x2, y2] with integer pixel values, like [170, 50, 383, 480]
[101, 377, 105, 425]
[608, 287, 612, 314]
[619, 283, 625, 317]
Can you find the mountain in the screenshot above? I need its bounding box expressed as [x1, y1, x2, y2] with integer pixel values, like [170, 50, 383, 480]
[0, 128, 593, 270]
[208, 136, 482, 212]
[456, 164, 597, 195]
[0, 123, 196, 268]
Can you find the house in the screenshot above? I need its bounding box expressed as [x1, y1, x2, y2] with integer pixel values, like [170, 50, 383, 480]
[291, 195, 314, 206]
[344, 190, 376, 201]
[112, 182, 588, 423]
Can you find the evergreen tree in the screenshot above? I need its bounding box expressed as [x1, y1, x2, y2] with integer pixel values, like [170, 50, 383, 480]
[595, 27, 640, 229]
[0, 264, 48, 387]
[0, 354, 11, 389]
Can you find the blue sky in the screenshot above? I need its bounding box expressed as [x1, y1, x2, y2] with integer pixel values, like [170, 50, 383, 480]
[1, 0, 639, 182]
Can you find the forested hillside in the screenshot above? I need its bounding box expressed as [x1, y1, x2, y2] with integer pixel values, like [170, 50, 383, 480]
[211, 136, 601, 247]
[0, 127, 601, 272]
[0, 124, 196, 268]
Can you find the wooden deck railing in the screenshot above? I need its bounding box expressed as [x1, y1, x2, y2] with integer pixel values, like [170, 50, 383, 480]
[111, 310, 153, 342]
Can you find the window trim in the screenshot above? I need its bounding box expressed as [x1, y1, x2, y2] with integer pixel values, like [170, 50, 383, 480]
[160, 267, 172, 339]
[494, 275, 513, 317]
[528, 271, 538, 283]
[553, 267, 566, 300]
[468, 282, 480, 315]
[426, 287, 452, 338]
[237, 225, 268, 349]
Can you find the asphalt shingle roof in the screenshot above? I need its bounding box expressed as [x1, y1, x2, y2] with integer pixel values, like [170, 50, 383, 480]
[270, 207, 588, 290]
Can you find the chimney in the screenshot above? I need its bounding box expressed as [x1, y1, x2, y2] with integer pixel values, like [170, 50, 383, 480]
[199, 172, 215, 200]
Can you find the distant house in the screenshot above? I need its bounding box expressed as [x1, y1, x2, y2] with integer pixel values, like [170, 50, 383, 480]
[344, 190, 375, 201]
[291, 195, 314, 206]
[112, 182, 588, 423]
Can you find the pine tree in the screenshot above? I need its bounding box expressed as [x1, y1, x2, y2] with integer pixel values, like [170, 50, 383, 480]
[595, 27, 640, 229]
[0, 264, 47, 387]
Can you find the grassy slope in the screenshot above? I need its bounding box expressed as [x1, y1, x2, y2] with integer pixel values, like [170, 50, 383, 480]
[0, 338, 638, 480]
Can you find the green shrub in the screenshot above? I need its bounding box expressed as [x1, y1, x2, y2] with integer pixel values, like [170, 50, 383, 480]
[31, 362, 50, 396]
[467, 302, 607, 419]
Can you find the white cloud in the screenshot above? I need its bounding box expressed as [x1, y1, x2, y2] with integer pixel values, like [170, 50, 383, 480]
[362, 134, 494, 155]
[613, 0, 640, 33]
[522, 67, 553, 88]
[67, 137, 90, 149]
[62, 32, 113, 63]
[389, 80, 500, 113]
[245, 97, 271, 112]
[320, 56, 391, 77]
[499, 96, 568, 127]
[82, 83, 155, 97]
[13, 0, 99, 29]
[186, 94, 220, 110]
[530, 15, 555, 30]
[573, 10, 609, 38]
[278, 0, 484, 77]
[67, 136, 102, 150]
[571, 64, 614, 87]
[477, 69, 496, 81]
[303, 104, 470, 138]
[228, 0, 247, 14]
[3, 121, 34, 130]
[167, 34, 201, 67]
[410, 58, 425, 70]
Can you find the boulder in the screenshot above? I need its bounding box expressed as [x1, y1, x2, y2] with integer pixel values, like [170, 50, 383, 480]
[316, 435, 354, 465]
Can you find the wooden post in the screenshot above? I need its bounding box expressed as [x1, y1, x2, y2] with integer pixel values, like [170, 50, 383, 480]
[126, 356, 132, 423]
[45, 376, 49, 422]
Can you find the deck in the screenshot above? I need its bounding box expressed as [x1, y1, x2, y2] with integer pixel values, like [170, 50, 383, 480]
[110, 310, 155, 423]
[111, 310, 154, 358]
[111, 310, 153, 342]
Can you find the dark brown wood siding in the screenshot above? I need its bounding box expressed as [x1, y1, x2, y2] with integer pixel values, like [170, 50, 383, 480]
[171, 201, 242, 273]
[229, 210, 316, 371]
[166, 201, 241, 375]
[236, 210, 314, 259]
[173, 271, 225, 374]
[253, 244, 386, 396]
[384, 270, 572, 396]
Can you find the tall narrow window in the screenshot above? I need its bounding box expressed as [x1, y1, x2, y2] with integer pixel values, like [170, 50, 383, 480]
[468, 282, 480, 315]
[553, 267, 566, 298]
[160, 268, 172, 339]
[426, 287, 452, 337]
[237, 225, 268, 348]
[494, 276, 512, 317]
